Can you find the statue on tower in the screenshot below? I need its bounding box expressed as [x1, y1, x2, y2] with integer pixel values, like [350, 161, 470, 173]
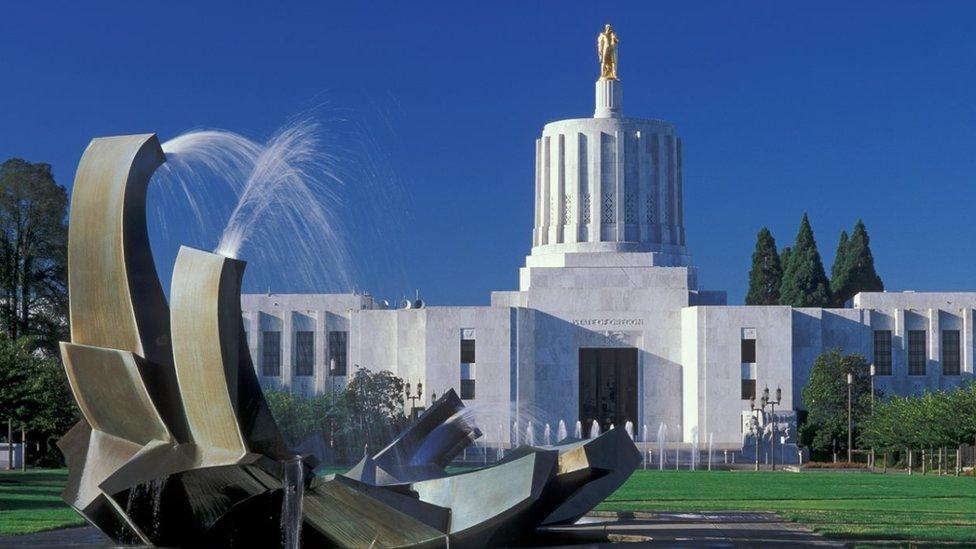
[597, 23, 619, 81]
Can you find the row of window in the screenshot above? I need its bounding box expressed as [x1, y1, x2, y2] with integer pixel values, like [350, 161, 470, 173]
[874, 330, 961, 376]
[250, 330, 348, 378]
[739, 328, 964, 401]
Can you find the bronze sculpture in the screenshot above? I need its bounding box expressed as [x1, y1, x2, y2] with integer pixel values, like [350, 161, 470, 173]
[598, 23, 620, 80]
[57, 133, 639, 547]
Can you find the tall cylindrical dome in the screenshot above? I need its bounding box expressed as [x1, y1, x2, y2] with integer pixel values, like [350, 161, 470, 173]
[530, 79, 688, 266]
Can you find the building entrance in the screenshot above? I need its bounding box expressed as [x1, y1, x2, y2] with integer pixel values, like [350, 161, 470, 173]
[579, 348, 638, 438]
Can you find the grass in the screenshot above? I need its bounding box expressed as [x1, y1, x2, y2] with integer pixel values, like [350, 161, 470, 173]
[0, 469, 84, 536]
[1, 467, 974, 543]
[597, 470, 976, 543]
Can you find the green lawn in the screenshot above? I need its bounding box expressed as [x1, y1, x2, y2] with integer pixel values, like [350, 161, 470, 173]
[2, 468, 974, 543]
[598, 470, 976, 543]
[0, 469, 84, 536]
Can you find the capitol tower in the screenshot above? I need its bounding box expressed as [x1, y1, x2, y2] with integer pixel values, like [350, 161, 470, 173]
[530, 34, 689, 268]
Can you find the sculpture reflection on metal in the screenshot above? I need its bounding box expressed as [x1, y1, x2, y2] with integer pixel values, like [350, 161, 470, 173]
[58, 133, 640, 547]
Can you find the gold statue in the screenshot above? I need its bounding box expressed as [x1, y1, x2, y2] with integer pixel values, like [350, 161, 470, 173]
[597, 23, 619, 80]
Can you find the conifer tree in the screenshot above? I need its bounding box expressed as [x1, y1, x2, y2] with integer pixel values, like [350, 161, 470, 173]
[830, 220, 884, 306]
[829, 230, 851, 307]
[779, 213, 831, 307]
[780, 246, 792, 275]
[745, 227, 782, 305]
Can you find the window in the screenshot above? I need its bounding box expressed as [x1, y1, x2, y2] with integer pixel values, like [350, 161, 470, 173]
[295, 331, 314, 377]
[908, 330, 926, 376]
[328, 331, 348, 376]
[460, 363, 476, 400]
[262, 331, 281, 376]
[873, 330, 892, 375]
[942, 330, 961, 376]
[741, 379, 756, 401]
[461, 338, 476, 364]
[741, 338, 756, 363]
[740, 362, 756, 401]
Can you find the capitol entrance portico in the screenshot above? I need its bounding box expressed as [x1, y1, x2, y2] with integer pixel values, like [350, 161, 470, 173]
[579, 347, 638, 436]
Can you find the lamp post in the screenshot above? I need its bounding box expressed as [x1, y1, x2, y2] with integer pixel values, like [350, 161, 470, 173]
[749, 397, 760, 471]
[328, 358, 337, 449]
[847, 372, 853, 463]
[405, 381, 423, 419]
[762, 386, 782, 471]
[869, 364, 876, 469]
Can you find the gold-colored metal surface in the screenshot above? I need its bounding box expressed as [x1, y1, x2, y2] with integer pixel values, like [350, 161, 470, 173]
[61, 343, 172, 445]
[170, 247, 249, 462]
[170, 245, 288, 462]
[68, 134, 169, 362]
[597, 23, 619, 81]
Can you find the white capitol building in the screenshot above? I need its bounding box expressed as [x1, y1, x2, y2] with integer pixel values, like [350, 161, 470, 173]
[240, 45, 975, 454]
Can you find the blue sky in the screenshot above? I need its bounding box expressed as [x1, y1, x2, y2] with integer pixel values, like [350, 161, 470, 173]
[2, 3, 974, 305]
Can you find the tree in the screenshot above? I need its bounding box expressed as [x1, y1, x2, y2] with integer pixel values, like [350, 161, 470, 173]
[745, 227, 783, 305]
[264, 367, 408, 462]
[830, 220, 884, 307]
[345, 367, 407, 451]
[780, 246, 792, 275]
[0, 335, 77, 464]
[828, 230, 850, 307]
[799, 350, 873, 456]
[0, 159, 69, 353]
[779, 213, 831, 307]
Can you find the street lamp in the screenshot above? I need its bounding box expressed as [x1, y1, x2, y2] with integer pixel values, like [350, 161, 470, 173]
[762, 386, 782, 471]
[869, 364, 876, 469]
[847, 372, 853, 463]
[406, 381, 423, 419]
[749, 396, 760, 471]
[329, 358, 337, 449]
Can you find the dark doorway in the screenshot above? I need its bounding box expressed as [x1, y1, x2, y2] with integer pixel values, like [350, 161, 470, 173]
[579, 348, 638, 437]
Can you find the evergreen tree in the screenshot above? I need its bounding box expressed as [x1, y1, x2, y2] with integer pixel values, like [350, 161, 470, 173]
[780, 246, 792, 275]
[779, 213, 831, 307]
[745, 227, 783, 305]
[829, 230, 851, 307]
[831, 220, 884, 307]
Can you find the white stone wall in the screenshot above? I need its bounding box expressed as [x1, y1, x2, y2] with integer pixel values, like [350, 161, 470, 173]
[681, 306, 794, 444]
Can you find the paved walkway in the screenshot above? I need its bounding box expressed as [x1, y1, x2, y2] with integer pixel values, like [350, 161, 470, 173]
[530, 511, 844, 547]
[1, 512, 843, 547]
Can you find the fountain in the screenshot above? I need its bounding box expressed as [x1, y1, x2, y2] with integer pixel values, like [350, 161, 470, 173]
[624, 420, 634, 440]
[543, 423, 551, 446]
[657, 423, 668, 471]
[574, 420, 583, 439]
[557, 420, 567, 442]
[55, 133, 641, 547]
[525, 421, 535, 446]
[708, 432, 714, 471]
[280, 456, 304, 549]
[589, 420, 601, 439]
[153, 121, 353, 294]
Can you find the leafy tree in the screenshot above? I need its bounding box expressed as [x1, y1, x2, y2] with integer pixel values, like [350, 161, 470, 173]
[745, 227, 782, 305]
[265, 367, 407, 462]
[345, 367, 407, 451]
[830, 220, 884, 307]
[799, 350, 873, 454]
[860, 382, 976, 455]
[0, 335, 77, 464]
[779, 213, 831, 307]
[0, 159, 69, 353]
